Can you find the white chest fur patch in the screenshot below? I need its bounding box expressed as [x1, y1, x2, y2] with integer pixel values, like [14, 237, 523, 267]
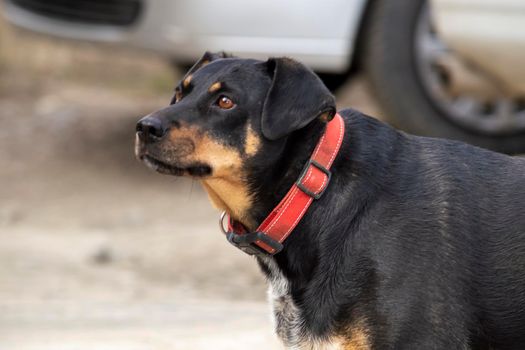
[262, 258, 343, 350]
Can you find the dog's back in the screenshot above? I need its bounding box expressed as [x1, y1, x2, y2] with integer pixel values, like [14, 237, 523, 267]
[341, 108, 525, 348]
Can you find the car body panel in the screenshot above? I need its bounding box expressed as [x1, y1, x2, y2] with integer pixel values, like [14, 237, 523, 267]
[2, 0, 368, 72]
[432, 0, 525, 95]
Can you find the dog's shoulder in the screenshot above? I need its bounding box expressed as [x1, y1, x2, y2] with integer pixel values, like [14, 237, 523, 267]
[338, 108, 407, 157]
[338, 107, 525, 172]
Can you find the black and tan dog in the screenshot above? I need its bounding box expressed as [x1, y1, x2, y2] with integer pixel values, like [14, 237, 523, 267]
[135, 52, 525, 349]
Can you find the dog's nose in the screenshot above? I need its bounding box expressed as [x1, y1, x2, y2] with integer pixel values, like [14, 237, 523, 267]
[136, 116, 166, 142]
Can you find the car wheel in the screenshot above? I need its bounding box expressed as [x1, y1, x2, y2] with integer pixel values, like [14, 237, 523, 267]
[362, 0, 525, 154]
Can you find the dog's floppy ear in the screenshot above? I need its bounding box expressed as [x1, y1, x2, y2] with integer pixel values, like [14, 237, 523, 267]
[186, 51, 231, 75]
[259, 57, 336, 140]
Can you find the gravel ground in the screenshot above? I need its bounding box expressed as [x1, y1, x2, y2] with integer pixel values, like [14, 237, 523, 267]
[0, 23, 381, 347]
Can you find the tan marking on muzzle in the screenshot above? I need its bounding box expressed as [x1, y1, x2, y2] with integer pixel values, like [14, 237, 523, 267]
[169, 126, 254, 227]
[165, 137, 195, 158]
[208, 82, 222, 93]
[245, 123, 261, 157]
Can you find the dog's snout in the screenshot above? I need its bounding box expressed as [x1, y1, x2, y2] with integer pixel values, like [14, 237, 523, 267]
[136, 116, 166, 142]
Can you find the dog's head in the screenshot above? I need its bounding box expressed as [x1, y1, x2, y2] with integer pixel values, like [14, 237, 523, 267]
[135, 52, 335, 225]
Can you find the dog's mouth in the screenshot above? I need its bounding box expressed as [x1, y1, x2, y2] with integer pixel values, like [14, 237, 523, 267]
[140, 155, 212, 177]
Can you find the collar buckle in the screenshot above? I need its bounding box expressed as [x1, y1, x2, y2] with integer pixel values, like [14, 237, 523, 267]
[220, 211, 284, 257]
[226, 231, 283, 257]
[296, 159, 331, 199]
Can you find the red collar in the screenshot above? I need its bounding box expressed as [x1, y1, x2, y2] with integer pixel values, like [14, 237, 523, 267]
[220, 113, 345, 257]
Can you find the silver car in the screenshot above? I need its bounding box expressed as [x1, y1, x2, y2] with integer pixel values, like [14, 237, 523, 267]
[4, 0, 525, 153]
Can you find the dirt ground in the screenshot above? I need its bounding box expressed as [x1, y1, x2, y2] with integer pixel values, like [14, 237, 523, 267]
[0, 18, 381, 349]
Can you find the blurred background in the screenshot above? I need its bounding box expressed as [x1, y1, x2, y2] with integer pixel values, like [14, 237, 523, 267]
[0, 0, 524, 349]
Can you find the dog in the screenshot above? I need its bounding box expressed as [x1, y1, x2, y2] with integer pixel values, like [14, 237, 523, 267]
[135, 52, 525, 349]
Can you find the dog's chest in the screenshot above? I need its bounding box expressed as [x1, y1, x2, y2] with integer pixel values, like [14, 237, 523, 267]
[263, 258, 345, 350]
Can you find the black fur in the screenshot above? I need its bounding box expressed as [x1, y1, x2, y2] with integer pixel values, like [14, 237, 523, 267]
[259, 57, 336, 140]
[137, 53, 525, 349]
[258, 109, 525, 349]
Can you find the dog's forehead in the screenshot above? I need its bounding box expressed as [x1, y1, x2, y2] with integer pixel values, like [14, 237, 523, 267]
[192, 58, 261, 84]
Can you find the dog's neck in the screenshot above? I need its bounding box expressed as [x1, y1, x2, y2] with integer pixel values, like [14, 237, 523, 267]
[200, 176, 256, 229]
[202, 119, 337, 277]
[246, 120, 328, 278]
[250, 120, 326, 228]
[200, 120, 327, 233]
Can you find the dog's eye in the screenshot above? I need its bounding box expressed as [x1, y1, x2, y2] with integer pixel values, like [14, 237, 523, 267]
[217, 95, 235, 110]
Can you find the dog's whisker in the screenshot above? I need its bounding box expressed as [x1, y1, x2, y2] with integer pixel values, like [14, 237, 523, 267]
[188, 179, 195, 201]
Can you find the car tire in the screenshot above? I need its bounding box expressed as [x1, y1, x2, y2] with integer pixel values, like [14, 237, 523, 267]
[362, 0, 525, 154]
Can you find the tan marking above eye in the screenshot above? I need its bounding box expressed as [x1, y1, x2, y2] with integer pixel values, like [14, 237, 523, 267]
[175, 90, 183, 103]
[218, 95, 234, 109]
[208, 82, 222, 93]
[183, 75, 192, 88]
[319, 110, 335, 123]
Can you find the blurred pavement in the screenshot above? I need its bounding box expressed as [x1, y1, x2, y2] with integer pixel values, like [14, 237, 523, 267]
[0, 20, 379, 350]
